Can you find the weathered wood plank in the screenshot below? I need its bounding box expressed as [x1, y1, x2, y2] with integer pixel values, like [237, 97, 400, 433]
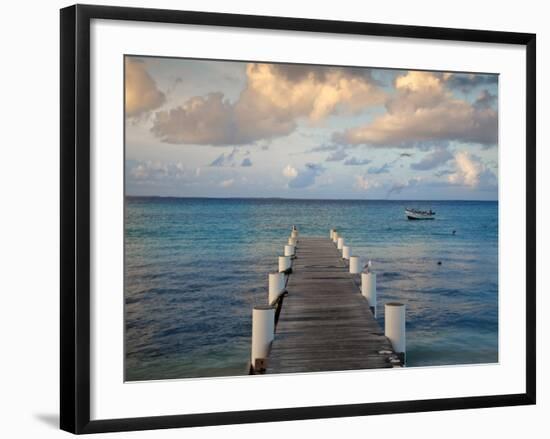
[265, 236, 397, 374]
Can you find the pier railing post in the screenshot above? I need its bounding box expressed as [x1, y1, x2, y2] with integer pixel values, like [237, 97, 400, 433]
[278, 255, 291, 272]
[284, 244, 295, 257]
[268, 272, 285, 305]
[332, 231, 339, 244]
[288, 236, 297, 246]
[361, 272, 377, 317]
[385, 303, 406, 364]
[251, 305, 275, 373]
[342, 245, 351, 260]
[337, 237, 345, 251]
[291, 229, 298, 239]
[330, 229, 335, 239]
[349, 256, 361, 274]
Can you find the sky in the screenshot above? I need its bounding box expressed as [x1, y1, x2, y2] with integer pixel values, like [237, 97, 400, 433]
[125, 56, 498, 200]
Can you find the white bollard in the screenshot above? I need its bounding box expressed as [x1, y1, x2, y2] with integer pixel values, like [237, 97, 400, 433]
[332, 231, 339, 244]
[251, 305, 275, 371]
[361, 272, 377, 317]
[342, 245, 351, 260]
[349, 256, 361, 274]
[288, 237, 297, 246]
[291, 230, 298, 239]
[330, 229, 335, 239]
[278, 255, 291, 272]
[385, 302, 406, 362]
[337, 237, 345, 251]
[268, 272, 285, 305]
[284, 244, 295, 257]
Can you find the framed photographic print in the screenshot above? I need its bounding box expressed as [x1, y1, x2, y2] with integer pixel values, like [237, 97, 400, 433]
[60, 4, 536, 434]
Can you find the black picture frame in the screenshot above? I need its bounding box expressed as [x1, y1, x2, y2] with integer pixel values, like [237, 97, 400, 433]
[60, 4, 536, 434]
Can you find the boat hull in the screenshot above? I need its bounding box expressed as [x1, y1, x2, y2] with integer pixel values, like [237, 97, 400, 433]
[405, 209, 435, 220]
[406, 215, 435, 220]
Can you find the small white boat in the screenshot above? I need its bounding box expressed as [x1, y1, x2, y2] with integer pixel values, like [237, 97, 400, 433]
[405, 208, 435, 220]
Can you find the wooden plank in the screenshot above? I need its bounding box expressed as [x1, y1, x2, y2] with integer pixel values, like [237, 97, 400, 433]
[266, 236, 397, 373]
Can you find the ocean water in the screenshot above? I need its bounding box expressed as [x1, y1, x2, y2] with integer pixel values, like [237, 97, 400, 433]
[125, 197, 498, 381]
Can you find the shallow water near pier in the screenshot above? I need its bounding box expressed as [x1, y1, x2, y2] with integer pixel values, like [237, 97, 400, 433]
[125, 197, 498, 381]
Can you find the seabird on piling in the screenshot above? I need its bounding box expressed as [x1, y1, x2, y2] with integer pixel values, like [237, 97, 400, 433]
[364, 260, 372, 273]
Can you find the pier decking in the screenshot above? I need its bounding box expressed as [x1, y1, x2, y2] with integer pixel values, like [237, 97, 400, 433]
[265, 237, 396, 374]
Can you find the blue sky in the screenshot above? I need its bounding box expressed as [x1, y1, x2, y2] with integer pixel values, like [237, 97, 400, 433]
[125, 56, 498, 200]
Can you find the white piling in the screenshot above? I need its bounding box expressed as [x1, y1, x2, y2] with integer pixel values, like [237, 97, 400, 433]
[349, 256, 361, 274]
[342, 245, 351, 260]
[251, 305, 275, 371]
[278, 255, 291, 272]
[268, 272, 285, 305]
[284, 244, 295, 257]
[361, 272, 377, 317]
[332, 231, 339, 244]
[291, 230, 298, 239]
[330, 229, 335, 239]
[385, 303, 406, 361]
[337, 237, 345, 251]
[288, 237, 297, 246]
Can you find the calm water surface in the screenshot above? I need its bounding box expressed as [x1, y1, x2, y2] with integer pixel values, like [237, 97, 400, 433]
[125, 197, 498, 381]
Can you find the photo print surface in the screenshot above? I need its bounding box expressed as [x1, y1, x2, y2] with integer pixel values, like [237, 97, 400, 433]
[124, 56, 498, 381]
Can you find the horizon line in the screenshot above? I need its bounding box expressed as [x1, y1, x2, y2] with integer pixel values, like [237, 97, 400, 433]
[125, 194, 498, 202]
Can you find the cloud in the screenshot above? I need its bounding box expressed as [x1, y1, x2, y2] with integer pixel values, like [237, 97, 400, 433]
[434, 169, 454, 177]
[410, 147, 453, 170]
[152, 93, 246, 145]
[307, 144, 340, 153]
[333, 71, 498, 148]
[282, 164, 298, 178]
[443, 72, 498, 92]
[241, 158, 253, 167]
[220, 178, 235, 188]
[386, 178, 420, 198]
[127, 160, 187, 181]
[150, 63, 385, 146]
[473, 90, 498, 109]
[125, 58, 166, 118]
[447, 151, 496, 188]
[326, 149, 348, 162]
[355, 175, 380, 191]
[344, 157, 372, 166]
[209, 147, 238, 167]
[367, 163, 391, 174]
[287, 163, 325, 189]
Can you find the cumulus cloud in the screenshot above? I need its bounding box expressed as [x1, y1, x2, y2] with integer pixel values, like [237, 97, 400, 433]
[326, 149, 348, 162]
[282, 164, 298, 178]
[410, 147, 453, 170]
[333, 71, 498, 148]
[447, 151, 496, 188]
[286, 163, 325, 189]
[344, 157, 372, 166]
[241, 158, 253, 167]
[125, 58, 166, 118]
[152, 93, 245, 145]
[367, 163, 391, 174]
[150, 63, 385, 146]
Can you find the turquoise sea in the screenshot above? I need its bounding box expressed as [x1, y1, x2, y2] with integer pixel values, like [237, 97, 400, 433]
[125, 197, 498, 381]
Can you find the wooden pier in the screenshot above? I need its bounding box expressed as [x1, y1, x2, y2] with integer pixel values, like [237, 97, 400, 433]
[263, 236, 399, 374]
